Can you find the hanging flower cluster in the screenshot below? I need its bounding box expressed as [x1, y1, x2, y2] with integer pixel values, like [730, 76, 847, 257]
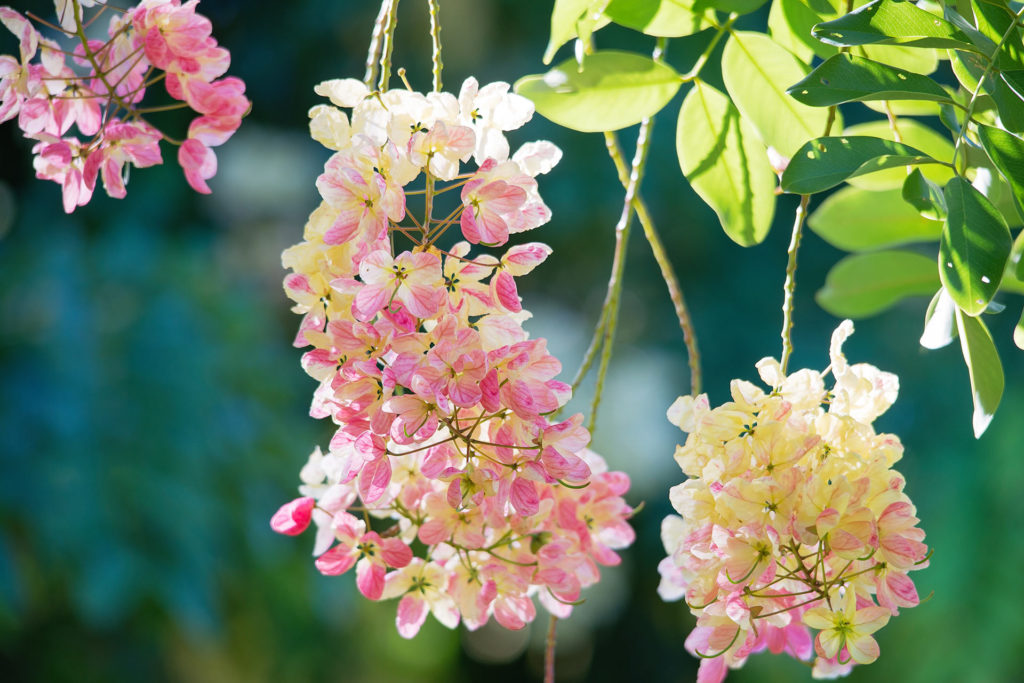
[658, 321, 928, 681]
[271, 76, 635, 638]
[0, 0, 249, 212]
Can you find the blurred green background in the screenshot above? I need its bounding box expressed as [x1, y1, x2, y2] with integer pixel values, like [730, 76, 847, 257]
[1, 1, 1022, 681]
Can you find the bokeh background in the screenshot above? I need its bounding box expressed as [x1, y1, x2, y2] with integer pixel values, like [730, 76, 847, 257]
[2, 1, 1022, 681]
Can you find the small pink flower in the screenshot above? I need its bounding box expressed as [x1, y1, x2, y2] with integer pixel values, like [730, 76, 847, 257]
[270, 496, 316, 535]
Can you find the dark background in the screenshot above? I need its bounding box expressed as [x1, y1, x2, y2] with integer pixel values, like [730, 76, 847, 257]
[1, 1, 1022, 681]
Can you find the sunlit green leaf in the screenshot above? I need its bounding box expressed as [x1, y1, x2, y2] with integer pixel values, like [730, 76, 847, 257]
[816, 250, 939, 318]
[970, 0, 1024, 70]
[978, 124, 1024, 217]
[842, 119, 955, 190]
[921, 288, 958, 349]
[515, 51, 681, 132]
[1015, 306, 1024, 350]
[859, 44, 940, 75]
[604, 0, 713, 37]
[781, 136, 941, 194]
[1012, 229, 1024, 281]
[676, 81, 776, 246]
[940, 176, 1012, 315]
[809, 186, 941, 250]
[813, 0, 983, 53]
[769, 0, 825, 63]
[955, 308, 1004, 437]
[992, 76, 1024, 134]
[902, 167, 947, 220]
[788, 54, 951, 106]
[545, 0, 611, 64]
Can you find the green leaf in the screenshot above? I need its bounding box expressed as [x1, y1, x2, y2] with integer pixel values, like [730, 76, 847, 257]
[809, 186, 942, 250]
[769, 0, 826, 63]
[705, 0, 770, 15]
[970, 0, 1024, 70]
[676, 81, 777, 246]
[721, 31, 833, 158]
[1012, 229, 1024, 281]
[1014, 306, 1024, 350]
[604, 0, 713, 37]
[978, 124, 1024, 217]
[781, 136, 941, 194]
[817, 250, 940, 318]
[545, 0, 610, 64]
[1002, 69, 1024, 100]
[515, 51, 681, 132]
[992, 76, 1024, 134]
[859, 44, 940, 75]
[955, 308, 1004, 437]
[902, 167, 947, 220]
[940, 176, 1012, 315]
[813, 0, 983, 53]
[921, 288, 958, 349]
[842, 119, 955, 190]
[788, 54, 951, 106]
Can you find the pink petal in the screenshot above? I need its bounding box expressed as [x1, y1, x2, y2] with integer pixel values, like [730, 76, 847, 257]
[396, 593, 429, 639]
[270, 496, 316, 535]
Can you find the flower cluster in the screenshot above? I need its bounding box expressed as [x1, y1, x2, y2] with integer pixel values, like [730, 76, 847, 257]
[658, 321, 928, 681]
[271, 76, 634, 638]
[0, 0, 248, 212]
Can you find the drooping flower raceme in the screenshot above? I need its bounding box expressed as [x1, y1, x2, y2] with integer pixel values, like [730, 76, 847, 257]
[0, 0, 249, 211]
[272, 76, 635, 638]
[658, 321, 928, 681]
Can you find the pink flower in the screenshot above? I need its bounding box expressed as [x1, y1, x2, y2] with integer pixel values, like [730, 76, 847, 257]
[354, 250, 444, 321]
[178, 137, 216, 193]
[270, 496, 316, 535]
[314, 512, 413, 599]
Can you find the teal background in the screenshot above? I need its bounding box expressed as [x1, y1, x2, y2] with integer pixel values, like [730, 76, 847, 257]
[1, 1, 1021, 681]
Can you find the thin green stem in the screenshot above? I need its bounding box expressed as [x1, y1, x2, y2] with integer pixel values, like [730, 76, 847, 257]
[544, 615, 558, 683]
[779, 193, 809, 375]
[681, 14, 736, 83]
[589, 103, 656, 431]
[378, 0, 402, 92]
[427, 0, 443, 92]
[364, 0, 392, 87]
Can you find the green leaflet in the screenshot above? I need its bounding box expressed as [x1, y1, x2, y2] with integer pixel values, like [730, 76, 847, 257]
[544, 0, 611, 64]
[921, 288, 958, 349]
[813, 0, 984, 53]
[978, 124, 1024, 218]
[809, 186, 941, 251]
[604, 0, 713, 37]
[955, 308, 1004, 437]
[788, 54, 951, 106]
[676, 81, 776, 246]
[939, 176, 1012, 316]
[842, 119, 955, 191]
[722, 31, 832, 158]
[817, 250, 940, 318]
[781, 136, 941, 194]
[515, 51, 681, 132]
[902, 167, 947, 221]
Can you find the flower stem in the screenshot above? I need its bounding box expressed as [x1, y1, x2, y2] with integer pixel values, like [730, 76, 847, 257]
[779, 193, 809, 375]
[544, 615, 558, 683]
[427, 0, 443, 92]
[364, 0, 392, 87]
[378, 0, 402, 92]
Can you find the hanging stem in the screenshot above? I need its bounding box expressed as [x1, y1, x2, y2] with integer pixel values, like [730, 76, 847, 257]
[378, 0, 402, 92]
[602, 134, 702, 396]
[590, 97, 656, 431]
[779, 194, 809, 375]
[364, 0, 392, 87]
[427, 0, 443, 92]
[544, 615, 558, 683]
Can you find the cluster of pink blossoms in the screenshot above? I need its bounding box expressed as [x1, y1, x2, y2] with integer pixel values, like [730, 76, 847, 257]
[658, 321, 929, 681]
[0, 0, 248, 212]
[271, 76, 635, 637]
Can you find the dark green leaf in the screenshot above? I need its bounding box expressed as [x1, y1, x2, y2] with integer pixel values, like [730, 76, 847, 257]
[992, 76, 1024, 134]
[515, 51, 681, 132]
[955, 308, 1004, 437]
[676, 81, 776, 246]
[781, 136, 941, 194]
[816, 250, 940, 318]
[788, 54, 951, 106]
[921, 288, 958, 349]
[604, 0, 713, 37]
[1012, 229, 1024, 281]
[721, 31, 833, 158]
[902, 167, 947, 220]
[978, 124, 1024, 217]
[813, 0, 983, 53]
[1003, 70, 1024, 100]
[809, 186, 942, 250]
[940, 176, 1012, 315]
